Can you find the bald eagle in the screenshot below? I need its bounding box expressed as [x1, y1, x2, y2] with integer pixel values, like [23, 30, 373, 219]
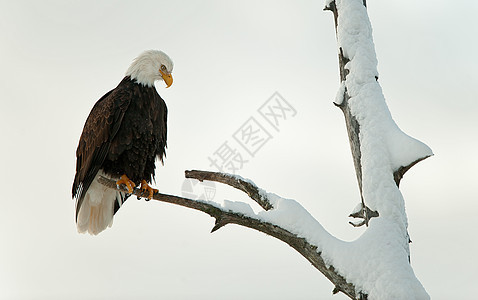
[72, 50, 173, 235]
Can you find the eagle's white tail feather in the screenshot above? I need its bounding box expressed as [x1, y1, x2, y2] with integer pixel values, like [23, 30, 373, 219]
[77, 173, 122, 235]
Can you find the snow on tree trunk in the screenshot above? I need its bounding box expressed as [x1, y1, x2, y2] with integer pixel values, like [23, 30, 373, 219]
[325, 0, 432, 298]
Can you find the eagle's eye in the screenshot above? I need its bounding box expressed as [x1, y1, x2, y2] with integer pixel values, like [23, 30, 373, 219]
[160, 65, 167, 72]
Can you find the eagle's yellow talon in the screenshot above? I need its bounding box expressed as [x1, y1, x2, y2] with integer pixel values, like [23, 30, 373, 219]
[140, 180, 158, 199]
[116, 175, 136, 194]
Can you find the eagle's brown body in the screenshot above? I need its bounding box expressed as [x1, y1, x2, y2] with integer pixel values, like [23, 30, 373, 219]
[72, 75, 168, 234]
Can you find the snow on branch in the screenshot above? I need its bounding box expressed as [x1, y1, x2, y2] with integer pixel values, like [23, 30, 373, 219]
[98, 172, 360, 299]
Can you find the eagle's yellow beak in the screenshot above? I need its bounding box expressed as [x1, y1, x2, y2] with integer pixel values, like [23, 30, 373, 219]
[159, 69, 173, 88]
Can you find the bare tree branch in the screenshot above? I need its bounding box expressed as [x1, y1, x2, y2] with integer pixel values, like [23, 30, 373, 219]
[393, 156, 431, 187]
[97, 172, 361, 299]
[185, 170, 273, 211]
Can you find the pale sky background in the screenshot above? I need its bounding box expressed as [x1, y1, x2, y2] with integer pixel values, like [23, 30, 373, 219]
[1, 0, 477, 299]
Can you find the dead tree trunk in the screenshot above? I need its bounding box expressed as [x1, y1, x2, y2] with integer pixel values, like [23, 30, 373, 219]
[325, 0, 430, 227]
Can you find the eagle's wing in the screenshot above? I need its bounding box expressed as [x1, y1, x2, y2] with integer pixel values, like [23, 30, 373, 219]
[72, 87, 131, 220]
[155, 95, 168, 164]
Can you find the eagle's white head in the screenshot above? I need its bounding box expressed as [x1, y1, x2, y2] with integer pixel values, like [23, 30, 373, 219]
[125, 50, 174, 88]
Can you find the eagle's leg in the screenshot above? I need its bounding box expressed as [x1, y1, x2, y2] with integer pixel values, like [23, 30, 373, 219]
[140, 180, 158, 200]
[116, 174, 136, 194]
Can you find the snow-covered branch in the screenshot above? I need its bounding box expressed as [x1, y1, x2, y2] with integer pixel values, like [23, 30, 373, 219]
[98, 172, 360, 299]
